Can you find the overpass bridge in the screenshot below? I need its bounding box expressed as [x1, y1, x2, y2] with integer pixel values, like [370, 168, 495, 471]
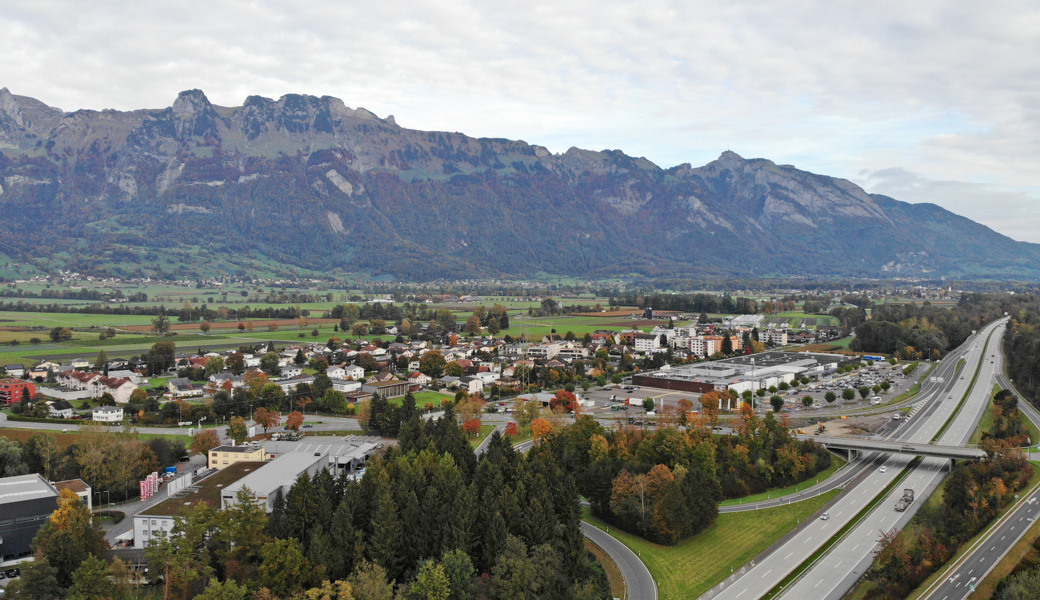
[797, 435, 988, 461]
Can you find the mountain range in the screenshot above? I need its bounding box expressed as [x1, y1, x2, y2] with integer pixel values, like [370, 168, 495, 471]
[1, 87, 1037, 282]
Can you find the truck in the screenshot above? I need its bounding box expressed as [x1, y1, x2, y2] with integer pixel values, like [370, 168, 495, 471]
[895, 488, 914, 511]
[626, 397, 643, 407]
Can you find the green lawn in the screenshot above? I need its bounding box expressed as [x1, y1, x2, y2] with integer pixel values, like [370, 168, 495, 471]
[720, 455, 846, 506]
[412, 390, 455, 409]
[467, 424, 497, 448]
[583, 490, 839, 599]
[829, 336, 853, 349]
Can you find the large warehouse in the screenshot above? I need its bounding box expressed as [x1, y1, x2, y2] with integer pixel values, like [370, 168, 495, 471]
[633, 351, 858, 395]
[0, 474, 60, 563]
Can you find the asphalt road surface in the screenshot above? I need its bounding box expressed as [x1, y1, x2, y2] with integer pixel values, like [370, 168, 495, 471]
[581, 522, 658, 600]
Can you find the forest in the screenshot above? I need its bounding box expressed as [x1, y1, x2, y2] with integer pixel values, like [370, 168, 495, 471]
[851, 293, 1021, 359]
[5, 411, 606, 600]
[538, 409, 831, 545]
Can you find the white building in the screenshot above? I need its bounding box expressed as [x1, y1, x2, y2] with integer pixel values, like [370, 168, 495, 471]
[221, 452, 329, 513]
[92, 405, 124, 422]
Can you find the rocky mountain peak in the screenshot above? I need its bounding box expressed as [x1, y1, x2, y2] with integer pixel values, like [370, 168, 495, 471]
[171, 89, 213, 120]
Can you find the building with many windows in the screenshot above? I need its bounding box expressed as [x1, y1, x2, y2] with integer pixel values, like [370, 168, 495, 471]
[0, 379, 35, 405]
[207, 444, 268, 470]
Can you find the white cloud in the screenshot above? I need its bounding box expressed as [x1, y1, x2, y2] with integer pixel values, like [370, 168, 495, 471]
[2, 0, 1040, 241]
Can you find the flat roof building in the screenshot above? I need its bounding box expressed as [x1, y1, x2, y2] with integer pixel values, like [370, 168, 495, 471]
[134, 461, 263, 548]
[265, 438, 379, 474]
[221, 452, 329, 513]
[633, 351, 857, 395]
[207, 444, 268, 470]
[0, 474, 59, 562]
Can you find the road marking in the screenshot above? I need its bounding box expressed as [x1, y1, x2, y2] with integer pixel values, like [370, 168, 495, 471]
[736, 589, 747, 598]
[784, 552, 792, 560]
[815, 580, 822, 588]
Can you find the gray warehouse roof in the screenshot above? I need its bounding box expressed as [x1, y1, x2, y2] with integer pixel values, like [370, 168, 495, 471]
[222, 452, 326, 499]
[0, 473, 59, 505]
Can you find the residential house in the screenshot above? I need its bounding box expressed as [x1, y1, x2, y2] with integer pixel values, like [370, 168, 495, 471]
[90, 376, 138, 404]
[46, 400, 75, 419]
[167, 378, 205, 398]
[106, 369, 147, 385]
[407, 371, 430, 387]
[93, 405, 125, 422]
[3, 364, 25, 378]
[458, 376, 484, 395]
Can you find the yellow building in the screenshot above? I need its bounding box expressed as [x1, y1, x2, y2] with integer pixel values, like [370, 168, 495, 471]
[208, 444, 267, 470]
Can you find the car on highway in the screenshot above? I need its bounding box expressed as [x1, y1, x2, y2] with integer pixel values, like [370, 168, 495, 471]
[879, 466, 887, 473]
[820, 512, 830, 520]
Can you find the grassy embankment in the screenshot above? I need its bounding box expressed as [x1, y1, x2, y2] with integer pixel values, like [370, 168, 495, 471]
[583, 491, 839, 599]
[720, 455, 846, 506]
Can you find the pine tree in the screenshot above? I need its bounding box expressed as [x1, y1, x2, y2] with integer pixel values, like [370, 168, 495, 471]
[369, 493, 403, 581]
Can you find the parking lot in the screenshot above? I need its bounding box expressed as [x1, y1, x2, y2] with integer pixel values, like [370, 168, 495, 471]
[571, 362, 924, 420]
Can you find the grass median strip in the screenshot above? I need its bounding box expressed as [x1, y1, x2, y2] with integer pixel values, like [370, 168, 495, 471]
[762, 457, 921, 600]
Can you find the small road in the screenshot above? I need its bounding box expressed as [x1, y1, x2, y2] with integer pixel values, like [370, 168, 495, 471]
[581, 522, 658, 600]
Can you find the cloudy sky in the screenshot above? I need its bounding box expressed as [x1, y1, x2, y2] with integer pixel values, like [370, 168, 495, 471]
[4, 1, 1040, 241]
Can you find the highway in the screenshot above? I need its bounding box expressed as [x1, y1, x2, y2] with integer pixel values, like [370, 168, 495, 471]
[913, 344, 1040, 600]
[777, 317, 1008, 600]
[703, 317, 1006, 600]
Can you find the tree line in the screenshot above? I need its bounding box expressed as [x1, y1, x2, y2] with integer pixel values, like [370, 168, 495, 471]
[535, 409, 830, 545]
[852, 293, 1018, 359]
[0, 422, 186, 502]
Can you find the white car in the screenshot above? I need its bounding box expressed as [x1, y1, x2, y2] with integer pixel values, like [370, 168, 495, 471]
[880, 466, 888, 473]
[820, 512, 830, 520]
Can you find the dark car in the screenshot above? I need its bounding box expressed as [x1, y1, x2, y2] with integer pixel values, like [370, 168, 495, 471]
[4, 568, 18, 578]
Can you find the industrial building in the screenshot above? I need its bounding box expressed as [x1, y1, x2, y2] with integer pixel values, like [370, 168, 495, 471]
[134, 461, 264, 548]
[221, 452, 329, 512]
[265, 438, 379, 475]
[633, 351, 857, 395]
[0, 474, 59, 563]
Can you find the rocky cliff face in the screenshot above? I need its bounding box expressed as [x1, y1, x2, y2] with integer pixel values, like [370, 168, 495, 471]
[0, 88, 1037, 281]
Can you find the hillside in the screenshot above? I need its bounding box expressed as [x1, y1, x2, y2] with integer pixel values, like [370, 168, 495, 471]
[1, 87, 1037, 281]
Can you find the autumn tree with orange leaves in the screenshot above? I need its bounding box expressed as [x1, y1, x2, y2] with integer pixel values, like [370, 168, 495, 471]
[286, 410, 304, 432]
[253, 407, 280, 433]
[530, 417, 553, 443]
[29, 488, 108, 588]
